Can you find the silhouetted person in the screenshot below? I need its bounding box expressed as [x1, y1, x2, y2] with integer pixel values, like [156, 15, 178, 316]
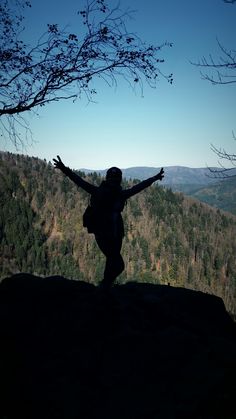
[53, 156, 164, 289]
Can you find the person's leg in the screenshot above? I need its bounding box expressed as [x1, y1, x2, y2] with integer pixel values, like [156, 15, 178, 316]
[103, 251, 124, 285]
[95, 234, 124, 287]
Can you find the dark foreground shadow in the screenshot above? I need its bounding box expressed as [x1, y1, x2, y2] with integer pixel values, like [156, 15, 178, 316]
[1, 273, 236, 419]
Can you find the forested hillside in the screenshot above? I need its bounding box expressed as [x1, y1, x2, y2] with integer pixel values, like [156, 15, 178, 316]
[1, 151, 236, 315]
[189, 177, 236, 215]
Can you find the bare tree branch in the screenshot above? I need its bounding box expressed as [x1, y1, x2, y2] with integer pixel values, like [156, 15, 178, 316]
[191, 39, 236, 85]
[192, 0, 236, 178]
[0, 0, 173, 148]
[207, 139, 236, 178]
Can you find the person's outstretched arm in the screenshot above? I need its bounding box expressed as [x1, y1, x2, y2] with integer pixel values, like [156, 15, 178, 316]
[53, 155, 96, 195]
[123, 168, 164, 199]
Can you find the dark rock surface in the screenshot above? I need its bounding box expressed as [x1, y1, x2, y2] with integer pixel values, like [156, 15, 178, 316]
[1, 273, 236, 419]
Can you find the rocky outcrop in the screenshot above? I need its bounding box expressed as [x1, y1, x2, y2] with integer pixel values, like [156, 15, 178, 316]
[1, 273, 236, 418]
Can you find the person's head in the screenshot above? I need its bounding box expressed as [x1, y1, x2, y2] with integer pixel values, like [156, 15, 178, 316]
[106, 167, 122, 186]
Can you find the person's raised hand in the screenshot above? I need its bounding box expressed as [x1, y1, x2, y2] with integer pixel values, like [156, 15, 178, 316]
[53, 155, 65, 172]
[155, 167, 164, 181]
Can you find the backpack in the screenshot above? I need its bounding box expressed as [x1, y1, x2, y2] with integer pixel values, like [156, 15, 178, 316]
[82, 181, 124, 234]
[83, 204, 97, 233]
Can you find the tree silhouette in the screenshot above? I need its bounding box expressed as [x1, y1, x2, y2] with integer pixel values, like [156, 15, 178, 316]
[0, 0, 173, 147]
[207, 140, 236, 179]
[192, 0, 235, 86]
[192, 39, 236, 86]
[192, 0, 236, 178]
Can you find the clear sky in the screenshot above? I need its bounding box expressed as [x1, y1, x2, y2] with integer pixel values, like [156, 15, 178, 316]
[2, 0, 236, 170]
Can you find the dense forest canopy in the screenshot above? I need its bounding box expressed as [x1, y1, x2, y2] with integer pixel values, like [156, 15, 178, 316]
[0, 151, 236, 316]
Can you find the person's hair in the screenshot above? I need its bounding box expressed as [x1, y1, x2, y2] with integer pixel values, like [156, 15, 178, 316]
[106, 167, 122, 182]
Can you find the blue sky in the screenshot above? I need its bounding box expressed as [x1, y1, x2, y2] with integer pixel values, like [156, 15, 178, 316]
[2, 0, 236, 170]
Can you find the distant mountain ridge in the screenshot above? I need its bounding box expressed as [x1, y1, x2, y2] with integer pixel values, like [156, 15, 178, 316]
[80, 166, 220, 185]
